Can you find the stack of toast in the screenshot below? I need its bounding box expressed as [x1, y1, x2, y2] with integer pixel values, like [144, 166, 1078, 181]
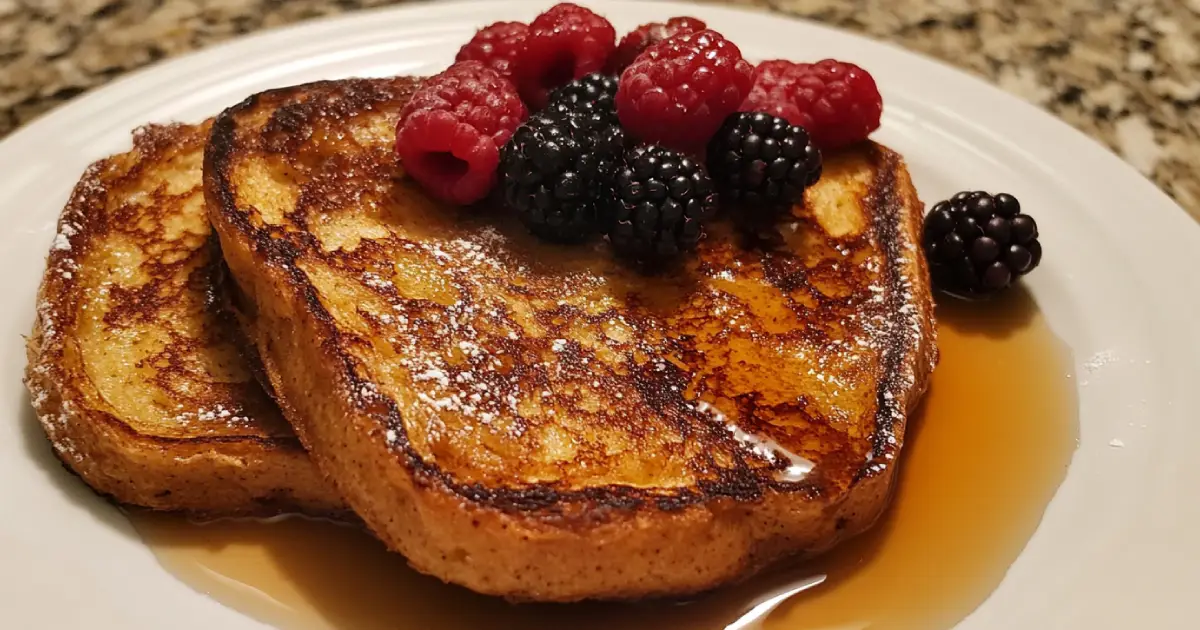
[25, 75, 935, 601]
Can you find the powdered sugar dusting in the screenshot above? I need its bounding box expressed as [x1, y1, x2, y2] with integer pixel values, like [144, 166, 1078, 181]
[413, 367, 450, 388]
[350, 207, 930, 478]
[52, 224, 78, 251]
[363, 271, 392, 290]
[168, 403, 254, 426]
[24, 130, 298, 469]
[1084, 350, 1118, 373]
[31, 388, 81, 461]
[281, 145, 935, 496]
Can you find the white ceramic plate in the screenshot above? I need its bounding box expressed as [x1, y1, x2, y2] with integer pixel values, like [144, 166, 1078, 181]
[2, 1, 1198, 628]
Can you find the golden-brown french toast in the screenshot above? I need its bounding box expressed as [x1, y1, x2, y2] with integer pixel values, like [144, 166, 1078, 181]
[24, 122, 344, 517]
[206, 77, 937, 601]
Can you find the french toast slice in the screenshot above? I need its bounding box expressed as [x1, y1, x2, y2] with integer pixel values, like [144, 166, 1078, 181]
[206, 77, 937, 601]
[25, 122, 344, 517]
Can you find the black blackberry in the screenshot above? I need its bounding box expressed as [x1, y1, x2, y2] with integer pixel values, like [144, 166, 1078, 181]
[605, 145, 719, 261]
[706, 112, 823, 211]
[546, 73, 618, 124]
[923, 191, 1042, 297]
[500, 111, 627, 243]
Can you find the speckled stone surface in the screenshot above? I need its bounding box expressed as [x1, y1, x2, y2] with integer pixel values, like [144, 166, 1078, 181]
[1, 0, 1197, 218]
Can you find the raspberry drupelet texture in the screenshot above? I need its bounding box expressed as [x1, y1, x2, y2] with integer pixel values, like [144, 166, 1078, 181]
[741, 58, 883, 150]
[604, 16, 707, 74]
[512, 3, 616, 110]
[751, 60, 798, 90]
[615, 29, 753, 154]
[455, 21, 529, 78]
[395, 61, 528, 205]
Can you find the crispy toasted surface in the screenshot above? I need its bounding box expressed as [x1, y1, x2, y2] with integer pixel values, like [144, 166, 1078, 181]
[206, 77, 937, 600]
[24, 122, 344, 517]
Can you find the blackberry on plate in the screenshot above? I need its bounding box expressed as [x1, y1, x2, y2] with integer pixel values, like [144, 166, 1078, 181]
[922, 190, 1042, 297]
[546, 73, 618, 123]
[605, 145, 719, 262]
[707, 112, 823, 212]
[500, 110, 626, 243]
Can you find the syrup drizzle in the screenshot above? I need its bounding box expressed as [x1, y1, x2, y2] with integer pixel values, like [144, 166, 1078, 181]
[696, 400, 815, 483]
[131, 288, 1077, 629]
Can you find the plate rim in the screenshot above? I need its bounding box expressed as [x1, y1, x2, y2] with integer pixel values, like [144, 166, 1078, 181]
[1, 2, 1199, 629]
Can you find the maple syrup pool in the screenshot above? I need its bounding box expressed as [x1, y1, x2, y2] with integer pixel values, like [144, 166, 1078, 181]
[131, 288, 1077, 630]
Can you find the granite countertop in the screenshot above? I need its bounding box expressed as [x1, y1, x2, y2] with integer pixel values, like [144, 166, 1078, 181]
[1, 0, 1197, 218]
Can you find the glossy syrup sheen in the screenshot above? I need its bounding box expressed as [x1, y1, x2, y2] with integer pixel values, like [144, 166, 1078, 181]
[130, 288, 1077, 630]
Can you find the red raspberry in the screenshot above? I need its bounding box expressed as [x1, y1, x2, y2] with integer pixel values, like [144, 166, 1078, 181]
[742, 60, 806, 123]
[604, 16, 706, 74]
[396, 61, 527, 205]
[741, 58, 883, 150]
[615, 29, 753, 154]
[751, 59, 797, 87]
[455, 21, 529, 78]
[512, 3, 616, 109]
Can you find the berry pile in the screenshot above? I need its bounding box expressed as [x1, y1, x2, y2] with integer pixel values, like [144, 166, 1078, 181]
[922, 191, 1042, 297]
[395, 3, 1041, 288]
